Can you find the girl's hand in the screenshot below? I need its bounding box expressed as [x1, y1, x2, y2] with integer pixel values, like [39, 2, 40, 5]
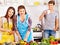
[24, 38, 27, 42]
[7, 30, 14, 34]
[6, 30, 11, 32]
[18, 36, 22, 41]
[9, 31, 15, 34]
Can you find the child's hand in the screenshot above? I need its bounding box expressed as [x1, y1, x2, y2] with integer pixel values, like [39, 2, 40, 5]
[9, 31, 14, 34]
[6, 30, 11, 32]
[7, 30, 14, 34]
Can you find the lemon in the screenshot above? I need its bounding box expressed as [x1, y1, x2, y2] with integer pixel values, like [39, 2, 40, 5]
[34, 1, 40, 6]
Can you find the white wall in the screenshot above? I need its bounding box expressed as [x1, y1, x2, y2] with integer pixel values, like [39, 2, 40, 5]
[25, 5, 48, 27]
[54, 0, 60, 38]
[58, 0, 60, 30]
[0, 0, 24, 17]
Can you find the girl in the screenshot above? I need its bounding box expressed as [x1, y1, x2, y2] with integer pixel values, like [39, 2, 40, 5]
[0, 7, 15, 43]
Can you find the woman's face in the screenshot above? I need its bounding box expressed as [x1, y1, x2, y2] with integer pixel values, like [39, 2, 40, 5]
[8, 9, 14, 18]
[18, 8, 25, 16]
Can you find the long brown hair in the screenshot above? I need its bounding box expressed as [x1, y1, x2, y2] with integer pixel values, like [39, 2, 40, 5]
[5, 7, 15, 31]
[5, 7, 15, 19]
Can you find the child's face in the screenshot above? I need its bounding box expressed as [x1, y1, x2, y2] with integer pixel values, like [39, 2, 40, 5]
[8, 9, 14, 18]
[48, 4, 54, 10]
[19, 8, 25, 16]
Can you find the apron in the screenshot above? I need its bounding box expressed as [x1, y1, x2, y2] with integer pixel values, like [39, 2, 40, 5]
[17, 14, 33, 42]
[0, 17, 14, 43]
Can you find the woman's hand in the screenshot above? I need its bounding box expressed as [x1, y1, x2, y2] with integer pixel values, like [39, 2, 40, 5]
[10, 31, 14, 34]
[24, 38, 27, 42]
[7, 30, 14, 34]
[18, 36, 22, 41]
[6, 30, 11, 32]
[24, 31, 30, 42]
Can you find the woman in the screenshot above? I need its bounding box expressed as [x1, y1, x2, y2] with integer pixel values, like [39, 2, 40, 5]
[14, 5, 33, 42]
[0, 7, 15, 43]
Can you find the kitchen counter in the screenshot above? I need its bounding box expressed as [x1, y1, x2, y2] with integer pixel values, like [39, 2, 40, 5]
[33, 31, 42, 38]
[33, 31, 43, 42]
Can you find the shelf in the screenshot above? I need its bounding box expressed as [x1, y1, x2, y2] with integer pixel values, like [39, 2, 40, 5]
[24, 0, 49, 7]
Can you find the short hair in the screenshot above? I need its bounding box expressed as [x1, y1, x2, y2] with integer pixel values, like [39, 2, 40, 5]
[48, 1, 55, 5]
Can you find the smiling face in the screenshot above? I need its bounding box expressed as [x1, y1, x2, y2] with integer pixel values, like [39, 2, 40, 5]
[8, 9, 14, 18]
[48, 1, 55, 10]
[48, 4, 54, 10]
[18, 8, 26, 16]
